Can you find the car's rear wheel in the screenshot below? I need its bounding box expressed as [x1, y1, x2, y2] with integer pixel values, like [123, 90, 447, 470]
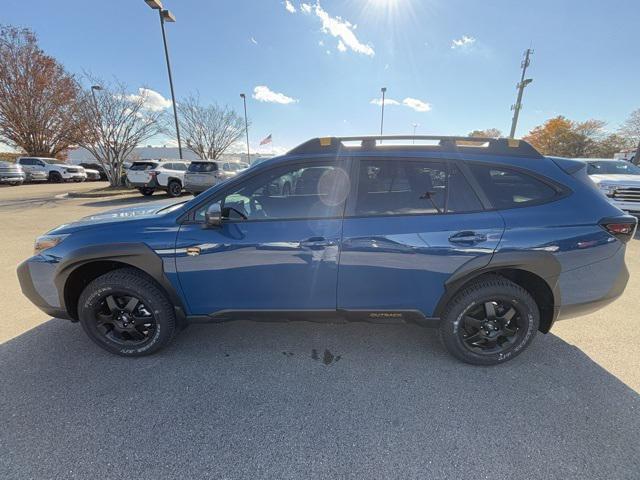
[167, 180, 182, 197]
[49, 171, 62, 183]
[439, 275, 539, 365]
[78, 268, 176, 356]
[139, 187, 155, 196]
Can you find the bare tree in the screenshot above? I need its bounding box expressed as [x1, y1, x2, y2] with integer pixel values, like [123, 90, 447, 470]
[176, 95, 245, 159]
[619, 109, 640, 162]
[78, 80, 164, 187]
[0, 25, 86, 157]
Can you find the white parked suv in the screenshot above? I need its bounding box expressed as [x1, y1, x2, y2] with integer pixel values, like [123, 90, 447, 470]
[16, 157, 87, 183]
[126, 159, 189, 197]
[585, 158, 640, 214]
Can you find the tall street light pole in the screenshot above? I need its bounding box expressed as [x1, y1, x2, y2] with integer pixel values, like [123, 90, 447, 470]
[412, 123, 419, 143]
[90, 85, 102, 110]
[509, 48, 533, 139]
[145, 0, 183, 159]
[240, 93, 250, 163]
[380, 87, 387, 135]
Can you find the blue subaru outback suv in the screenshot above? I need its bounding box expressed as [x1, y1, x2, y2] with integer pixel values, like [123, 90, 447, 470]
[17, 136, 637, 364]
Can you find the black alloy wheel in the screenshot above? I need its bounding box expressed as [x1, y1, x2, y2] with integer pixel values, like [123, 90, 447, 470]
[459, 300, 523, 355]
[92, 293, 157, 347]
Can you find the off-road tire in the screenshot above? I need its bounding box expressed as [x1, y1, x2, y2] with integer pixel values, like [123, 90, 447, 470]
[78, 268, 177, 356]
[439, 275, 539, 366]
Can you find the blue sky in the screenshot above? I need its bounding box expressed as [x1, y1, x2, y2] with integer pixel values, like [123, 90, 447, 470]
[3, 0, 639, 153]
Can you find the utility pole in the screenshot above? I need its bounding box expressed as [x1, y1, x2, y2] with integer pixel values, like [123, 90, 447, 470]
[509, 48, 533, 139]
[240, 93, 250, 163]
[380, 87, 387, 135]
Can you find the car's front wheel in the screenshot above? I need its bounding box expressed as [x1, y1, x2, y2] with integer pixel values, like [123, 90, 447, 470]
[439, 275, 539, 365]
[78, 268, 177, 356]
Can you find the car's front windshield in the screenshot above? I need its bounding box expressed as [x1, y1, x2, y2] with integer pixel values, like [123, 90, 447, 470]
[588, 161, 640, 175]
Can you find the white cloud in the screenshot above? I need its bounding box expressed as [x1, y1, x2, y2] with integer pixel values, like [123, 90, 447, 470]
[370, 97, 400, 107]
[284, 0, 296, 13]
[250, 37, 258, 45]
[402, 97, 431, 112]
[318, 40, 324, 46]
[451, 35, 476, 49]
[370, 96, 432, 113]
[126, 88, 172, 111]
[302, 3, 374, 56]
[253, 85, 298, 104]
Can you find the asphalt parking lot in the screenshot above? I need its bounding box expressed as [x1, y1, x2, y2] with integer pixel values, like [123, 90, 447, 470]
[1, 182, 639, 479]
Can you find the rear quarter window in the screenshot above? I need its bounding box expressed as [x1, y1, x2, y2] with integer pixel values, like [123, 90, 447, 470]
[468, 164, 559, 209]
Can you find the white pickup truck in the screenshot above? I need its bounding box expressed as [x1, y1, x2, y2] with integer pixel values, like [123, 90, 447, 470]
[16, 157, 87, 182]
[126, 159, 190, 197]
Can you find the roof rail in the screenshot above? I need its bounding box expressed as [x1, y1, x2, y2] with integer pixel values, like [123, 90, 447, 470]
[287, 135, 543, 158]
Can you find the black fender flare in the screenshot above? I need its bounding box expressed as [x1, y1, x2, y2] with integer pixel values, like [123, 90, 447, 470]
[54, 243, 186, 322]
[433, 250, 562, 318]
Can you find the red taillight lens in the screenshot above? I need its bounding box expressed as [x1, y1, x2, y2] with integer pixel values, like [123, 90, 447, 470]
[605, 223, 634, 235]
[601, 217, 638, 243]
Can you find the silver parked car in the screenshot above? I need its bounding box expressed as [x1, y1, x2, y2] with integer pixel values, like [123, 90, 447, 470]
[184, 160, 236, 195]
[0, 161, 26, 186]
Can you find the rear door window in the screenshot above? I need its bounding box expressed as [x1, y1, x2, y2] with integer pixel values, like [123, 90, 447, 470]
[468, 164, 558, 209]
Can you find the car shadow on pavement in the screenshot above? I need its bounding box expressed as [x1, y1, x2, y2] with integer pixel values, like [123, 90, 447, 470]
[2, 319, 638, 479]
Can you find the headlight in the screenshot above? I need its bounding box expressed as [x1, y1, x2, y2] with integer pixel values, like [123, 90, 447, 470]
[598, 183, 617, 197]
[34, 234, 69, 254]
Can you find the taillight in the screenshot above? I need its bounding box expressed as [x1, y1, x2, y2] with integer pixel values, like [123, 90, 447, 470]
[600, 216, 638, 243]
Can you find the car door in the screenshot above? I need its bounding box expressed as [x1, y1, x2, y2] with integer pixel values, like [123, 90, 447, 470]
[337, 157, 505, 319]
[175, 158, 351, 316]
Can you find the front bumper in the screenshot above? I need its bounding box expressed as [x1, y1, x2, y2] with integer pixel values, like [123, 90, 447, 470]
[17, 257, 71, 320]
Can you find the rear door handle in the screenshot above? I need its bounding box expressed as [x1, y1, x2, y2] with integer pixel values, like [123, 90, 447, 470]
[449, 231, 487, 245]
[299, 237, 334, 249]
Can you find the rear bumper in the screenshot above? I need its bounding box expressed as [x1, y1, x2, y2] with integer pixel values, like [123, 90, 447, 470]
[129, 178, 160, 189]
[0, 175, 25, 183]
[17, 257, 71, 320]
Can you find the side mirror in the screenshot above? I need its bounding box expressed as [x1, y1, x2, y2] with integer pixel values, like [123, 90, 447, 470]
[204, 203, 223, 227]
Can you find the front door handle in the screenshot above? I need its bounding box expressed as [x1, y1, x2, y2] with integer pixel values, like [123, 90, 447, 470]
[449, 231, 487, 245]
[299, 237, 334, 249]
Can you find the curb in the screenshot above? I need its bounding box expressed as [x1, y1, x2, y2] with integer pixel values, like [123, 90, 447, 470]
[67, 189, 134, 199]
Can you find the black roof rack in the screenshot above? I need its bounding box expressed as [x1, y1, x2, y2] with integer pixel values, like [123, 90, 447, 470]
[287, 135, 543, 158]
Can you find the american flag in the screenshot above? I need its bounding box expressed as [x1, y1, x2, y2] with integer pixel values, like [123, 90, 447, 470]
[260, 134, 272, 145]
